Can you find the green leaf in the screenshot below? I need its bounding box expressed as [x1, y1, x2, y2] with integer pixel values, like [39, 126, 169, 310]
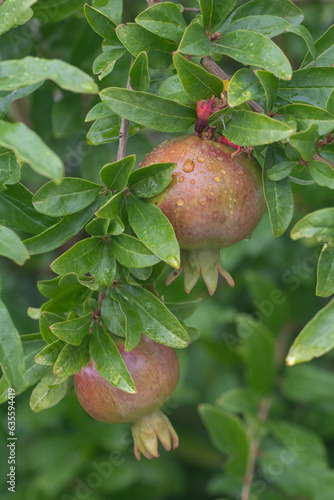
[286, 25, 316, 63]
[92, 48, 126, 80]
[129, 52, 150, 92]
[0, 0, 35, 36]
[39, 311, 64, 344]
[126, 194, 180, 268]
[0, 225, 29, 265]
[221, 0, 303, 28]
[85, 102, 112, 122]
[30, 372, 71, 412]
[223, 111, 293, 147]
[282, 363, 334, 404]
[90, 323, 136, 393]
[266, 161, 297, 181]
[317, 243, 334, 298]
[255, 70, 278, 111]
[35, 339, 65, 366]
[118, 284, 190, 348]
[53, 339, 90, 378]
[85, 218, 108, 237]
[0, 298, 25, 390]
[0, 83, 43, 119]
[111, 234, 160, 268]
[93, 0, 122, 24]
[0, 120, 63, 182]
[100, 155, 135, 190]
[263, 147, 294, 237]
[128, 163, 174, 198]
[40, 280, 90, 314]
[158, 75, 194, 107]
[0, 148, 20, 188]
[100, 87, 196, 133]
[101, 292, 126, 338]
[220, 15, 291, 38]
[173, 53, 224, 101]
[0, 57, 98, 94]
[51, 93, 84, 139]
[0, 183, 58, 235]
[50, 313, 92, 346]
[178, 19, 214, 56]
[199, 404, 249, 477]
[286, 298, 334, 365]
[227, 68, 264, 107]
[302, 24, 334, 68]
[51, 237, 103, 275]
[279, 68, 334, 109]
[200, 0, 236, 32]
[214, 31, 292, 80]
[288, 124, 319, 161]
[33, 0, 84, 23]
[84, 3, 116, 39]
[280, 104, 334, 137]
[87, 114, 142, 145]
[33, 178, 102, 217]
[236, 314, 275, 396]
[308, 160, 334, 190]
[165, 299, 202, 321]
[327, 89, 334, 115]
[90, 240, 116, 286]
[23, 201, 99, 255]
[96, 190, 123, 219]
[58, 272, 99, 292]
[112, 290, 142, 352]
[290, 208, 334, 243]
[216, 388, 260, 416]
[108, 217, 125, 235]
[116, 23, 177, 69]
[319, 143, 334, 166]
[135, 2, 186, 42]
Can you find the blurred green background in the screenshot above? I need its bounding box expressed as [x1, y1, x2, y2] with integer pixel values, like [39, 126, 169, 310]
[1, 1, 334, 499]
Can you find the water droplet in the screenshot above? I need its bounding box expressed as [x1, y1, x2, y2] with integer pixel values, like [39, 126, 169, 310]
[221, 169, 227, 175]
[182, 159, 195, 173]
[249, 42, 254, 48]
[200, 170, 204, 173]
[210, 192, 214, 196]
[197, 156, 205, 163]
[230, 189, 233, 193]
[212, 211, 219, 219]
[230, 210, 234, 215]
[204, 176, 207, 180]
[228, 196, 232, 201]
[198, 197, 208, 206]
[214, 176, 220, 183]
[207, 184, 213, 189]
[229, 203, 232, 208]
[190, 179, 195, 184]
[217, 156, 223, 161]
[234, 198, 236, 202]
[179, 176, 184, 183]
[220, 216, 226, 223]
[177, 198, 184, 206]
[235, 180, 240, 184]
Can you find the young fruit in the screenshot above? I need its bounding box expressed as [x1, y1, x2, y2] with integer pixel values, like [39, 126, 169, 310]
[74, 335, 180, 460]
[140, 135, 266, 294]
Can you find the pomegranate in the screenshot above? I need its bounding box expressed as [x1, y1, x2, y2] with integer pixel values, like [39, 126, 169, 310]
[140, 134, 266, 294]
[75, 335, 180, 460]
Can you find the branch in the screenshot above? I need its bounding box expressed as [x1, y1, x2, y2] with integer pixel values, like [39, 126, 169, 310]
[183, 7, 201, 12]
[201, 56, 264, 114]
[117, 65, 132, 161]
[241, 398, 271, 500]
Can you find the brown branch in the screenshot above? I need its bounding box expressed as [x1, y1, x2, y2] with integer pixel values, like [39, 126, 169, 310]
[183, 7, 201, 12]
[241, 398, 271, 500]
[117, 64, 132, 161]
[201, 56, 264, 114]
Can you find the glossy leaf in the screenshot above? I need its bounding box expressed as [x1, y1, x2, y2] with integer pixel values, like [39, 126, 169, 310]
[96, 190, 123, 219]
[93, 0, 122, 24]
[223, 111, 293, 146]
[286, 298, 334, 365]
[116, 24, 177, 69]
[30, 372, 71, 412]
[108, 217, 125, 235]
[327, 89, 334, 115]
[178, 19, 214, 56]
[317, 243, 334, 298]
[214, 31, 292, 80]
[87, 114, 142, 145]
[135, 2, 186, 42]
[0, 83, 43, 119]
[199, 404, 249, 477]
[0, 148, 19, 187]
[287, 25, 316, 63]
[279, 68, 334, 109]
[33, 0, 84, 23]
[266, 161, 297, 181]
[111, 234, 160, 268]
[221, 0, 303, 28]
[84, 4, 116, 39]
[100, 87, 196, 132]
[24, 201, 99, 255]
[35, 339, 65, 366]
[308, 160, 334, 190]
[92, 48, 126, 80]
[0, 225, 29, 265]
[51, 237, 104, 275]
[280, 104, 334, 137]
[302, 24, 334, 68]
[200, 0, 236, 32]
[40, 281, 90, 314]
[227, 68, 264, 107]
[221, 14, 291, 38]
[39, 311, 64, 344]
[288, 124, 318, 161]
[126, 194, 180, 268]
[119, 285, 190, 348]
[128, 163, 174, 198]
[90, 323, 136, 393]
[101, 292, 126, 338]
[33, 178, 102, 217]
[255, 70, 278, 111]
[85, 102, 112, 122]
[53, 339, 90, 378]
[173, 53, 224, 101]
[290, 208, 334, 243]
[112, 290, 142, 352]
[0, 298, 25, 390]
[129, 52, 150, 92]
[90, 240, 116, 286]
[263, 147, 294, 237]
[319, 143, 334, 166]
[100, 155, 135, 190]
[0, 120, 63, 182]
[0, 0, 35, 35]
[158, 75, 194, 107]
[50, 314, 92, 346]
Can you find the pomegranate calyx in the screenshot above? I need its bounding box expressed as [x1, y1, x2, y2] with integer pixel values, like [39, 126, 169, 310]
[132, 408, 179, 461]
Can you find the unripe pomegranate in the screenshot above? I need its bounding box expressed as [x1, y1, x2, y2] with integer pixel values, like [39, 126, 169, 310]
[140, 135, 266, 294]
[75, 335, 180, 460]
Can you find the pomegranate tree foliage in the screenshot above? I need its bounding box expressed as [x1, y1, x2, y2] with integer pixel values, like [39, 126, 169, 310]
[0, 0, 334, 497]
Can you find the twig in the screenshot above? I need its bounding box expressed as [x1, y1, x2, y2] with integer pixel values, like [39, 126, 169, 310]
[241, 398, 271, 500]
[201, 56, 264, 114]
[183, 7, 201, 12]
[117, 64, 132, 161]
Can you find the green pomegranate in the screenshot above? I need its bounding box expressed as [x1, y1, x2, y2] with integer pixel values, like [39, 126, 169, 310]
[140, 134, 266, 294]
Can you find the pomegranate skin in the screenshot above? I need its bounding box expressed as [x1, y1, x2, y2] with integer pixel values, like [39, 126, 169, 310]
[74, 336, 180, 424]
[140, 135, 266, 250]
